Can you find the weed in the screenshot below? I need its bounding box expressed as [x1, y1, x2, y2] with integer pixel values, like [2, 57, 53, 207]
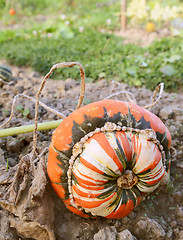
[15, 105, 30, 117]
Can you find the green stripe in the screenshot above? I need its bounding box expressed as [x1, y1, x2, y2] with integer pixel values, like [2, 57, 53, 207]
[115, 136, 127, 170]
[137, 180, 157, 188]
[0, 65, 12, 74]
[131, 186, 141, 199]
[121, 189, 128, 205]
[105, 132, 127, 171]
[0, 69, 12, 81]
[126, 189, 137, 207]
[129, 153, 137, 169]
[97, 184, 117, 199]
[108, 187, 122, 210]
[137, 168, 151, 176]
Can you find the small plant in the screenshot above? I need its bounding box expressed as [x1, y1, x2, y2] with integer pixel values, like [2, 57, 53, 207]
[15, 105, 30, 117]
[166, 173, 181, 195]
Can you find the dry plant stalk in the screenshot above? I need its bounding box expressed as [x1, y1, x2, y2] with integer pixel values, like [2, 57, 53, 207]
[143, 83, 164, 110]
[32, 62, 86, 153]
[0, 93, 66, 129]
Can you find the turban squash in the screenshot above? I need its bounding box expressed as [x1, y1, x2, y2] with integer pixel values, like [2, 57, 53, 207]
[47, 99, 171, 218]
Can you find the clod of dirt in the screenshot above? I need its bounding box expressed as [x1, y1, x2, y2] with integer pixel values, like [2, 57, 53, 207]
[0, 148, 5, 165]
[176, 206, 183, 224]
[0, 154, 55, 240]
[159, 105, 183, 121]
[118, 229, 137, 240]
[94, 226, 118, 240]
[55, 217, 82, 239]
[6, 136, 25, 153]
[177, 231, 183, 240]
[0, 210, 18, 240]
[134, 217, 166, 240]
[65, 78, 79, 90]
[7, 157, 17, 167]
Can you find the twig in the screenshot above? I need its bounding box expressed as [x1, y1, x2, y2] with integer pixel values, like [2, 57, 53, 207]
[33, 62, 86, 153]
[33, 147, 49, 164]
[107, 81, 136, 103]
[143, 83, 164, 110]
[170, 146, 177, 161]
[0, 93, 65, 129]
[105, 90, 136, 103]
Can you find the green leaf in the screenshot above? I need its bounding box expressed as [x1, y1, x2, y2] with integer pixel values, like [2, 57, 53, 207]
[23, 108, 30, 117]
[140, 61, 148, 68]
[133, 79, 142, 86]
[15, 105, 23, 111]
[0, 30, 16, 43]
[164, 55, 181, 63]
[98, 72, 106, 79]
[160, 65, 176, 76]
[126, 67, 137, 75]
[55, 25, 74, 39]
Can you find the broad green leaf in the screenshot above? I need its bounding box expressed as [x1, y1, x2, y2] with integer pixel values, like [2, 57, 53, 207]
[160, 65, 176, 76]
[98, 72, 106, 78]
[23, 108, 30, 117]
[164, 55, 181, 63]
[133, 79, 142, 86]
[57, 25, 74, 39]
[15, 105, 23, 111]
[126, 67, 137, 75]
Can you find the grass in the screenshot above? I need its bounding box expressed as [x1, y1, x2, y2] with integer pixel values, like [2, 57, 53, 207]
[0, 0, 183, 91]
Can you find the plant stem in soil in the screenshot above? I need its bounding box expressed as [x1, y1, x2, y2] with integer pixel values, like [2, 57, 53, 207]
[0, 119, 62, 137]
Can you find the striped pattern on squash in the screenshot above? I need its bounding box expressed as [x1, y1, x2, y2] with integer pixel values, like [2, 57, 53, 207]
[0, 65, 13, 82]
[47, 99, 171, 218]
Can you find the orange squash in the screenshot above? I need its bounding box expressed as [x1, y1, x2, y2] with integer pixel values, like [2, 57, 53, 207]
[47, 99, 171, 218]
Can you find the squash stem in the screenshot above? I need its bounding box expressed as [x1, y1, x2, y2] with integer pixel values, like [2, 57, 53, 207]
[0, 119, 62, 137]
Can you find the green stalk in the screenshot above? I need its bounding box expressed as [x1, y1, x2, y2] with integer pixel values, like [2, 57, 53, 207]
[0, 119, 62, 137]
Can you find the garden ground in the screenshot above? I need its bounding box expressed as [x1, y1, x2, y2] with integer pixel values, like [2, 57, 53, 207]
[0, 60, 183, 240]
[0, 1, 183, 239]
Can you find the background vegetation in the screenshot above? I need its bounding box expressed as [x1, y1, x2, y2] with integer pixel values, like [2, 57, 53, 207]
[0, 0, 183, 91]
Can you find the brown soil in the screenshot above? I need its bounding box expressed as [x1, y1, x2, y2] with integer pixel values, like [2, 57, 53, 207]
[0, 61, 183, 240]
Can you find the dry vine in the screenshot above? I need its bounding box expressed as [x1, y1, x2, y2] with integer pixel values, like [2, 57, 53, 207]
[32, 62, 86, 153]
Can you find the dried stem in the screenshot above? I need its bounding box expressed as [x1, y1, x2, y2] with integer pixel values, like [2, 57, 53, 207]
[107, 81, 136, 104]
[33, 62, 85, 153]
[0, 93, 65, 129]
[105, 90, 136, 103]
[144, 83, 164, 110]
[170, 146, 177, 160]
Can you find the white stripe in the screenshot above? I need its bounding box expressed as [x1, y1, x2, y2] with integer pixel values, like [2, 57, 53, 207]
[73, 164, 107, 185]
[132, 135, 160, 174]
[73, 181, 115, 195]
[137, 181, 161, 193]
[136, 162, 165, 193]
[73, 189, 117, 217]
[73, 159, 110, 182]
[81, 139, 121, 176]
